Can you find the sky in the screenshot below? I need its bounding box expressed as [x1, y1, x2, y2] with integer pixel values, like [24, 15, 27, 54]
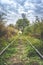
[0, 0, 43, 24]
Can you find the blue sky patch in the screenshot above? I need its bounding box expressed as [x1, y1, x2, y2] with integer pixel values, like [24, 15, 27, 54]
[0, 0, 43, 24]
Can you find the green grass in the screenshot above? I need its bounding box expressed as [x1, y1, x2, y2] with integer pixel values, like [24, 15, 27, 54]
[0, 38, 8, 52]
[17, 35, 43, 65]
[0, 35, 43, 65]
[0, 36, 19, 65]
[0, 43, 18, 65]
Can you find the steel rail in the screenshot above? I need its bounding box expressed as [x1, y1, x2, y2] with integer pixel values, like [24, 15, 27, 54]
[25, 38, 43, 59]
[0, 40, 15, 55]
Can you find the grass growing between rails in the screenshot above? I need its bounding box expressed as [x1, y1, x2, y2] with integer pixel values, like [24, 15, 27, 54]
[21, 35, 43, 65]
[0, 38, 8, 52]
[0, 36, 19, 65]
[0, 35, 19, 52]
[0, 37, 18, 65]
[0, 35, 43, 65]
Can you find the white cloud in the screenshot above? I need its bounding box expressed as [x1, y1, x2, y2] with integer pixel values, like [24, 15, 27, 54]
[27, 10, 34, 14]
[0, 7, 2, 11]
[0, 0, 43, 24]
[1, 0, 17, 8]
[10, 1, 17, 9]
[24, 1, 36, 10]
[41, 0, 43, 3]
[1, 0, 10, 4]
[18, 5, 25, 14]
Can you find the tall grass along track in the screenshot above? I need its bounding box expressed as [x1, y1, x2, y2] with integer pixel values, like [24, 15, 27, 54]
[0, 36, 19, 56]
[25, 38, 43, 59]
[0, 35, 43, 59]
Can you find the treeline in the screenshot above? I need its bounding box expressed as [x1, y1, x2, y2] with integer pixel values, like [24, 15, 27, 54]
[0, 13, 43, 39]
[16, 14, 43, 39]
[0, 13, 18, 40]
[30, 17, 43, 39]
[24, 17, 43, 39]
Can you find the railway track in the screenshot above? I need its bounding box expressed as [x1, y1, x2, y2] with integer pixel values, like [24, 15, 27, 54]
[0, 36, 19, 56]
[0, 36, 43, 60]
[25, 38, 43, 59]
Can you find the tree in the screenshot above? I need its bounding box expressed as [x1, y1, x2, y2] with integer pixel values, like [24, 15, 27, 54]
[33, 16, 40, 34]
[40, 19, 43, 39]
[0, 13, 6, 24]
[5, 24, 18, 39]
[34, 17, 43, 39]
[24, 26, 32, 35]
[16, 19, 29, 32]
[8, 24, 15, 28]
[16, 14, 30, 32]
[30, 16, 43, 39]
[0, 13, 7, 37]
